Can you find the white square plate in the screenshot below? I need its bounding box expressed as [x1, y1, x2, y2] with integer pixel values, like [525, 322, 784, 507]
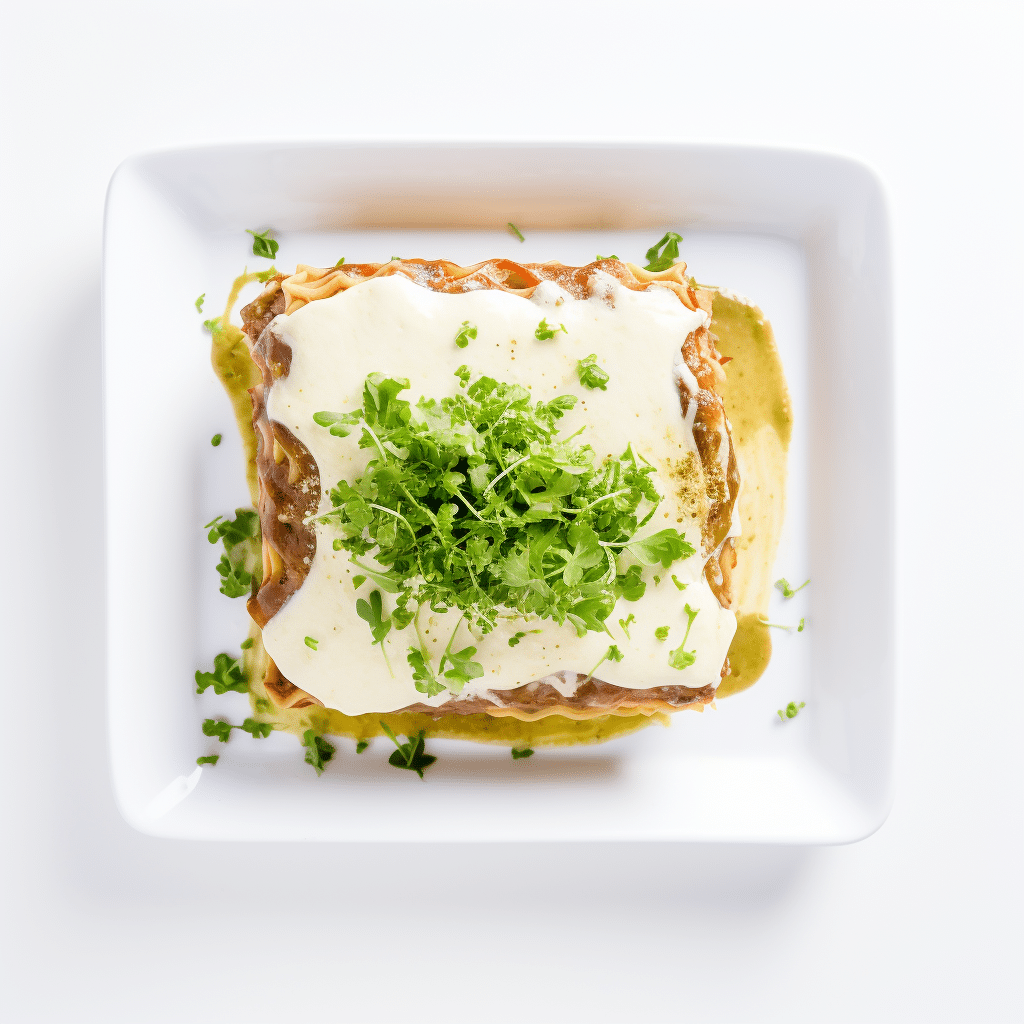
[103, 142, 893, 843]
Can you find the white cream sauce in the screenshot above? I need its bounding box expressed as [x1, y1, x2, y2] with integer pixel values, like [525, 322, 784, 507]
[260, 272, 737, 715]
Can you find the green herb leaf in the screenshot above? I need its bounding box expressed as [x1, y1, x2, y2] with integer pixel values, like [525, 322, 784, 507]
[576, 354, 610, 391]
[407, 646, 445, 697]
[195, 653, 247, 695]
[352, 574, 367, 590]
[195, 294, 205, 312]
[206, 509, 262, 598]
[240, 638, 254, 650]
[455, 320, 478, 349]
[255, 265, 278, 283]
[667, 603, 699, 671]
[442, 645, 484, 694]
[508, 629, 542, 647]
[507, 222, 525, 242]
[356, 739, 369, 753]
[202, 719, 233, 743]
[302, 729, 335, 775]
[240, 718, 273, 739]
[797, 617, 806, 632]
[210, 433, 222, 447]
[246, 228, 279, 259]
[335, 257, 346, 267]
[304, 636, 319, 650]
[380, 722, 436, 778]
[586, 644, 624, 681]
[643, 231, 683, 272]
[777, 701, 806, 722]
[671, 574, 687, 591]
[313, 409, 363, 438]
[535, 318, 567, 341]
[511, 747, 534, 759]
[614, 564, 647, 602]
[196, 755, 219, 766]
[595, 254, 618, 262]
[618, 612, 636, 638]
[203, 316, 223, 334]
[623, 529, 694, 568]
[654, 625, 670, 642]
[254, 697, 273, 713]
[775, 577, 809, 599]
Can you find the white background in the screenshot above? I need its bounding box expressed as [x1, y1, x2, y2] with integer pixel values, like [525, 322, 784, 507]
[1, 2, 1021, 1021]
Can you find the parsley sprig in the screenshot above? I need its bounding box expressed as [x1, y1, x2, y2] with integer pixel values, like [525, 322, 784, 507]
[311, 370, 695, 692]
[535, 319, 567, 341]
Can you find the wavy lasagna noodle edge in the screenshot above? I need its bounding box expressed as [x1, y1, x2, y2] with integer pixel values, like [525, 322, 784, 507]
[239, 258, 739, 720]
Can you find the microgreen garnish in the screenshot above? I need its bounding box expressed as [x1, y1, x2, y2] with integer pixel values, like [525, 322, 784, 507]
[302, 729, 335, 775]
[240, 638, 254, 650]
[313, 369, 695, 679]
[380, 722, 436, 778]
[196, 755, 219, 766]
[246, 228, 279, 259]
[356, 739, 369, 753]
[455, 321, 477, 349]
[352, 574, 367, 589]
[195, 653, 247, 695]
[211, 433, 222, 447]
[195, 294, 205, 312]
[775, 577, 810, 599]
[618, 612, 636, 638]
[203, 316, 223, 334]
[576, 354, 610, 391]
[508, 630, 542, 647]
[254, 697, 273, 713]
[535, 318, 567, 341]
[206, 509, 261, 598]
[202, 717, 272, 742]
[586, 644, 624, 681]
[759, 616, 805, 631]
[643, 231, 683, 272]
[507, 222, 525, 242]
[511, 747, 534, 759]
[304, 636, 319, 650]
[615, 564, 646, 602]
[255, 265, 278, 283]
[335, 257, 346, 267]
[356, 590, 393, 673]
[202, 719, 233, 743]
[654, 625, 670, 642]
[671, 574, 688, 591]
[407, 646, 444, 697]
[595, 254, 618, 262]
[667, 604, 699, 670]
[777, 701, 806, 721]
[241, 718, 273, 738]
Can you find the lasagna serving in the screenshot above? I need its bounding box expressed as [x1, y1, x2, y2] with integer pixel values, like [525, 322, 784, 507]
[234, 256, 744, 725]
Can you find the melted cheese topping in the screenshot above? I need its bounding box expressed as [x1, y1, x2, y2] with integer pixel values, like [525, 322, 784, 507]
[260, 272, 737, 715]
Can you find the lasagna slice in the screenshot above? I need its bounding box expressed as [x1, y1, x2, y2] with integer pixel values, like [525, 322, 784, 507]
[239, 258, 739, 720]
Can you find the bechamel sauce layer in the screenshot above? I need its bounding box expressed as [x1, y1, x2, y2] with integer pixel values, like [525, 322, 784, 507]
[260, 272, 737, 715]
